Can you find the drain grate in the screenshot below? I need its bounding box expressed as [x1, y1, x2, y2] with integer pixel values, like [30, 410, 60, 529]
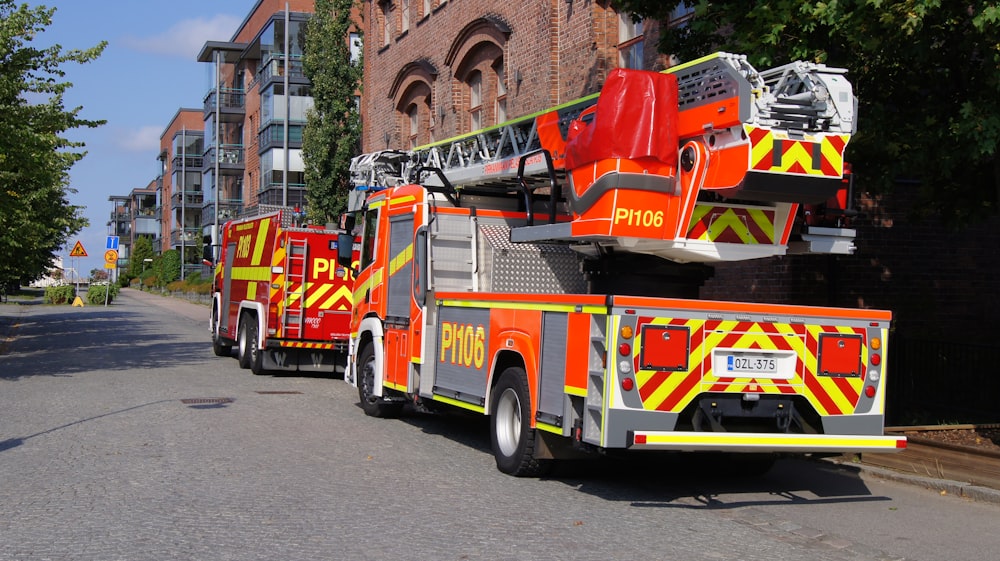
[180, 398, 234, 405]
[255, 391, 303, 395]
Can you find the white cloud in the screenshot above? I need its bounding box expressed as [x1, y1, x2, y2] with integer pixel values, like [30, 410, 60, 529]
[122, 14, 241, 59]
[116, 125, 163, 152]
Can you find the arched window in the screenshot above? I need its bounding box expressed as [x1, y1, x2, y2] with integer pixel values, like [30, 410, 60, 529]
[446, 17, 509, 133]
[390, 60, 437, 149]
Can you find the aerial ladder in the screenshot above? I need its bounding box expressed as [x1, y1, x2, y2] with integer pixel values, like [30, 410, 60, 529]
[350, 52, 859, 263]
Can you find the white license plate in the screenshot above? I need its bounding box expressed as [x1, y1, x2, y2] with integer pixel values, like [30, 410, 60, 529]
[725, 354, 777, 374]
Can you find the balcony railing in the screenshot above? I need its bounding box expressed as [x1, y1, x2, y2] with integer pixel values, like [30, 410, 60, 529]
[172, 155, 204, 169]
[202, 198, 243, 226]
[171, 191, 204, 207]
[203, 87, 246, 115]
[258, 183, 306, 207]
[204, 144, 245, 167]
[170, 227, 201, 247]
[258, 121, 305, 151]
[258, 53, 305, 84]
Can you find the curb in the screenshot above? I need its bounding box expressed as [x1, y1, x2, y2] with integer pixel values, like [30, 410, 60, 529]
[824, 457, 1000, 506]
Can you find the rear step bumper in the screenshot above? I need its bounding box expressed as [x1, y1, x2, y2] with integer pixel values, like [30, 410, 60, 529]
[628, 431, 907, 453]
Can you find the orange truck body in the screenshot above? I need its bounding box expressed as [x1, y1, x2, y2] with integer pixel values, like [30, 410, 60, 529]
[211, 209, 354, 374]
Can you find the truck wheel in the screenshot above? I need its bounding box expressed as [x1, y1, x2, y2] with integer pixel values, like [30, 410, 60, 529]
[211, 309, 231, 357]
[490, 367, 550, 477]
[237, 314, 257, 370]
[357, 344, 402, 418]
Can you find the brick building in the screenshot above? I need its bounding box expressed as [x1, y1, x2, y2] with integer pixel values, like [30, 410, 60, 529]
[359, 0, 675, 152]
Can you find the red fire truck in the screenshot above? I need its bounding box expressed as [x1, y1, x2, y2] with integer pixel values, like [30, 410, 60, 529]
[210, 207, 355, 375]
[339, 53, 905, 476]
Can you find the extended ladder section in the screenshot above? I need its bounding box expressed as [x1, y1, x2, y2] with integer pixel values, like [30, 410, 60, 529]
[282, 238, 308, 339]
[350, 52, 860, 264]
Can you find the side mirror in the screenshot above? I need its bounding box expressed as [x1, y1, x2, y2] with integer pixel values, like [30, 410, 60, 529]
[337, 232, 355, 269]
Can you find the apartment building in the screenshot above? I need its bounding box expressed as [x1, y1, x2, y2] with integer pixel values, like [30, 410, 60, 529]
[197, 0, 318, 260]
[157, 108, 204, 278]
[359, 0, 678, 152]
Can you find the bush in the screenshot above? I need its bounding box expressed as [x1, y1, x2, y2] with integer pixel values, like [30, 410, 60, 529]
[44, 285, 76, 304]
[86, 283, 119, 305]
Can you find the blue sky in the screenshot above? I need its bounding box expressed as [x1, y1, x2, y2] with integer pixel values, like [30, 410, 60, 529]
[31, 0, 252, 277]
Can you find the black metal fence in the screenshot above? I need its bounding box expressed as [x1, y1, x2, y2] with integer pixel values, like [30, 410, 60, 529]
[887, 338, 1000, 425]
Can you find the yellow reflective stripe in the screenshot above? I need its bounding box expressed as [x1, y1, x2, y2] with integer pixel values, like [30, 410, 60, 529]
[437, 299, 605, 314]
[564, 385, 587, 398]
[535, 421, 563, 435]
[247, 282, 256, 300]
[251, 218, 270, 265]
[392, 195, 416, 206]
[384, 380, 407, 392]
[229, 266, 271, 281]
[389, 243, 413, 276]
[431, 394, 486, 414]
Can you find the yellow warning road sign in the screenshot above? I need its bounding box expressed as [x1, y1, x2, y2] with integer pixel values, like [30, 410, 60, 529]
[70, 241, 87, 257]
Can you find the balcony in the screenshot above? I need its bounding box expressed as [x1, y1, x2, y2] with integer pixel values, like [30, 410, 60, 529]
[258, 54, 305, 86]
[203, 87, 246, 122]
[258, 121, 305, 153]
[203, 144, 245, 175]
[258, 182, 306, 207]
[170, 227, 201, 248]
[171, 190, 204, 209]
[172, 154, 204, 170]
[202, 198, 244, 227]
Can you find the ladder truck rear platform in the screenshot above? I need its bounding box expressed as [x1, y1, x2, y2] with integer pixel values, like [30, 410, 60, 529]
[339, 53, 906, 476]
[210, 206, 356, 375]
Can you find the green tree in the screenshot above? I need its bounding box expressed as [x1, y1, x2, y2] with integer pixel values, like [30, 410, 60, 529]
[0, 2, 106, 287]
[127, 235, 153, 280]
[156, 249, 180, 286]
[614, 1, 1000, 225]
[302, 0, 362, 224]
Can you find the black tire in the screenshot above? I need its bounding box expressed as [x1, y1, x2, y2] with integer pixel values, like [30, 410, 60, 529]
[211, 308, 232, 357]
[237, 314, 257, 370]
[357, 344, 402, 418]
[489, 367, 551, 477]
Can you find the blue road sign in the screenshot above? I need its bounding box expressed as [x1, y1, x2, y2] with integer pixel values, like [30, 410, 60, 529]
[107, 236, 119, 250]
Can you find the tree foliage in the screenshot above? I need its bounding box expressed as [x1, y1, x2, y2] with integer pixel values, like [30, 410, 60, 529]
[126, 235, 153, 280]
[0, 1, 106, 286]
[614, 0, 1000, 226]
[302, 0, 362, 224]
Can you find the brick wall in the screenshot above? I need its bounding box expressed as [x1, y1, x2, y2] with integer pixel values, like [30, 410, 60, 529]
[361, 0, 625, 152]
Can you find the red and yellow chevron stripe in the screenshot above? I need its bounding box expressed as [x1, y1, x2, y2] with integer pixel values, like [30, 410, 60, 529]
[746, 125, 849, 178]
[686, 205, 775, 244]
[632, 317, 868, 418]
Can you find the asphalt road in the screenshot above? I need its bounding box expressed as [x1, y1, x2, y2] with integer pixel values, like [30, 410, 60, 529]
[2, 289, 999, 561]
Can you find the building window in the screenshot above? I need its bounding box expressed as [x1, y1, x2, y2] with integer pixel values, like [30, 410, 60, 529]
[422, 0, 432, 18]
[618, 13, 644, 69]
[401, 0, 410, 33]
[668, 2, 695, 27]
[407, 104, 419, 149]
[379, 1, 393, 46]
[468, 70, 482, 131]
[350, 32, 362, 65]
[494, 60, 507, 124]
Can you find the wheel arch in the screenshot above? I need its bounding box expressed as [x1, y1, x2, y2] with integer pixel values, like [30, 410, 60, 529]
[486, 350, 527, 416]
[353, 314, 385, 395]
[238, 302, 267, 348]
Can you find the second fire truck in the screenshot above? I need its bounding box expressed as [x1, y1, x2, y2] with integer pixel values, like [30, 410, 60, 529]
[210, 206, 355, 375]
[340, 53, 906, 476]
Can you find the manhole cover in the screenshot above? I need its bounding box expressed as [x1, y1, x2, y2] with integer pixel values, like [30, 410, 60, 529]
[180, 398, 234, 405]
[255, 391, 302, 395]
